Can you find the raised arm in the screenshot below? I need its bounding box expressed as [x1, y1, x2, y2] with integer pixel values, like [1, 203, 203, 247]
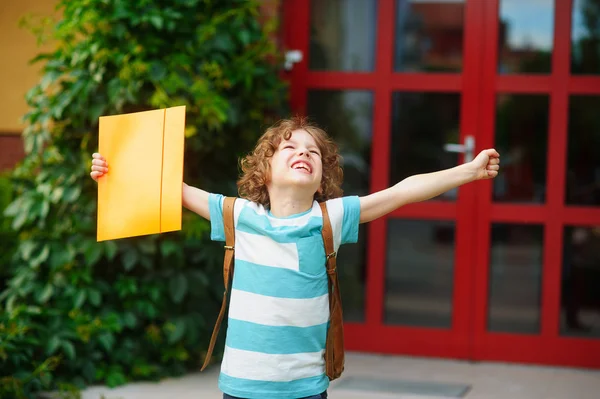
[90, 153, 211, 220]
[359, 149, 500, 223]
[182, 183, 210, 220]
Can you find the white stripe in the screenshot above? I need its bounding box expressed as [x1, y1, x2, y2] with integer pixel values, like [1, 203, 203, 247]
[246, 201, 268, 216]
[235, 231, 299, 271]
[325, 198, 344, 251]
[246, 201, 321, 228]
[267, 204, 321, 228]
[221, 346, 325, 382]
[229, 289, 329, 327]
[233, 198, 246, 229]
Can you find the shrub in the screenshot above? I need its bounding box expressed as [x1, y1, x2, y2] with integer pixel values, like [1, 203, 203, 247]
[1, 0, 287, 396]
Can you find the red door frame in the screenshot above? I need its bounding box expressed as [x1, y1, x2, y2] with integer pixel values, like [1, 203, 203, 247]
[283, 0, 600, 369]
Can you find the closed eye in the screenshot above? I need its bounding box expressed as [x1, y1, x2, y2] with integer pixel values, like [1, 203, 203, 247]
[310, 150, 321, 156]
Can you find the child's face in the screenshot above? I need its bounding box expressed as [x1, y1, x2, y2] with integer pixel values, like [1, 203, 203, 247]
[268, 129, 323, 196]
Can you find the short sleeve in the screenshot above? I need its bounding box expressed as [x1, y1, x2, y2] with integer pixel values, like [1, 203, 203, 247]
[208, 193, 225, 241]
[325, 196, 361, 251]
[341, 196, 360, 244]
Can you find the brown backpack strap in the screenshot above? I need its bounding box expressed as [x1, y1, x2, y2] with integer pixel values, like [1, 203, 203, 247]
[201, 196, 236, 371]
[319, 202, 345, 380]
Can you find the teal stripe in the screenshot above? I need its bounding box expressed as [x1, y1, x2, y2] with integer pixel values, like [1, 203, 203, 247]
[225, 319, 327, 354]
[341, 196, 360, 244]
[219, 373, 329, 399]
[232, 260, 327, 298]
[209, 193, 225, 241]
[236, 207, 323, 243]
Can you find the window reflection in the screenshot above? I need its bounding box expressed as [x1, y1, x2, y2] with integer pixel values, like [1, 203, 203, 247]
[307, 90, 373, 322]
[385, 219, 455, 328]
[390, 92, 460, 201]
[493, 95, 548, 204]
[498, 0, 554, 74]
[309, 0, 377, 71]
[488, 224, 543, 334]
[566, 96, 600, 206]
[561, 226, 600, 338]
[571, 0, 600, 75]
[394, 0, 465, 72]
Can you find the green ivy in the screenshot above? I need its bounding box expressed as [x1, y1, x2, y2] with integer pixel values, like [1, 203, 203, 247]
[1, 0, 287, 397]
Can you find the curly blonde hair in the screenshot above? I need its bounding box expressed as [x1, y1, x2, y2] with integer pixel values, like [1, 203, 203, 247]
[237, 117, 343, 208]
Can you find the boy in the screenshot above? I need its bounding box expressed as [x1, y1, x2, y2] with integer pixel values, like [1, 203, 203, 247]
[90, 117, 500, 399]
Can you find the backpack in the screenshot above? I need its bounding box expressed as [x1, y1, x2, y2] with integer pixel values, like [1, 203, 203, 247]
[200, 197, 345, 380]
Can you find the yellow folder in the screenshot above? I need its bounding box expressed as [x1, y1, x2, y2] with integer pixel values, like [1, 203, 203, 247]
[97, 106, 185, 241]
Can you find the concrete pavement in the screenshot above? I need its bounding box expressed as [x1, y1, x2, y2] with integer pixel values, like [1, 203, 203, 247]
[81, 352, 600, 399]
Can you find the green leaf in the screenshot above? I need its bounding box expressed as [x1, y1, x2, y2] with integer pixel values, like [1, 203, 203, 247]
[74, 290, 86, 308]
[38, 284, 54, 303]
[123, 250, 138, 271]
[169, 274, 187, 303]
[50, 186, 64, 203]
[84, 242, 103, 265]
[138, 239, 156, 255]
[62, 340, 76, 360]
[31, 244, 50, 267]
[3, 197, 21, 217]
[213, 35, 234, 52]
[238, 29, 251, 46]
[160, 240, 179, 257]
[149, 15, 163, 29]
[50, 245, 75, 268]
[89, 102, 106, 123]
[46, 336, 61, 355]
[63, 186, 81, 203]
[40, 200, 50, 219]
[21, 240, 38, 261]
[149, 61, 167, 81]
[88, 288, 101, 306]
[106, 369, 126, 388]
[167, 318, 186, 344]
[82, 361, 96, 383]
[105, 241, 118, 261]
[26, 306, 42, 314]
[123, 312, 137, 328]
[98, 333, 115, 352]
[12, 208, 29, 230]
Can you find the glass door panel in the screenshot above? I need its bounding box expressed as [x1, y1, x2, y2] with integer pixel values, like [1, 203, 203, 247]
[394, 0, 466, 72]
[309, 0, 378, 71]
[498, 0, 555, 74]
[571, 0, 600, 75]
[385, 219, 455, 328]
[493, 94, 549, 203]
[390, 92, 461, 202]
[488, 224, 544, 334]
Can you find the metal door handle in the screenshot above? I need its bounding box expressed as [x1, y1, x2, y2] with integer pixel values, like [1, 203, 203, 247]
[444, 135, 475, 163]
[284, 50, 303, 71]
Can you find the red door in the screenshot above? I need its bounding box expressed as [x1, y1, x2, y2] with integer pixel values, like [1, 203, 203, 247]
[283, 0, 600, 369]
[473, 0, 600, 368]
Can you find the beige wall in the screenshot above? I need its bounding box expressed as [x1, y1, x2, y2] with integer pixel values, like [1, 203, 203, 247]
[0, 0, 280, 171]
[0, 0, 58, 134]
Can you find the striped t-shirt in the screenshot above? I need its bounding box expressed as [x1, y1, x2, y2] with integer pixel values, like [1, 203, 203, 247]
[208, 193, 361, 399]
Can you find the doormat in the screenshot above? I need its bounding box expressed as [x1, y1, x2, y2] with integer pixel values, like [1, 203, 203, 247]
[332, 376, 471, 397]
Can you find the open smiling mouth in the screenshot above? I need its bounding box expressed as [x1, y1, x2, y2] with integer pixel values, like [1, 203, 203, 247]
[291, 161, 312, 174]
